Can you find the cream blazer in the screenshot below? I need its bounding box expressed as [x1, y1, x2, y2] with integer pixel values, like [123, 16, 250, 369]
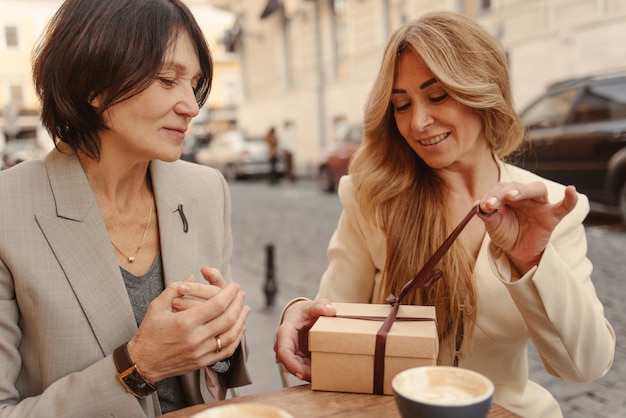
[315, 161, 615, 418]
[0, 148, 251, 417]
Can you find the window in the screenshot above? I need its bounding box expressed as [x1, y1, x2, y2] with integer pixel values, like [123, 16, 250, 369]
[521, 89, 578, 129]
[284, 13, 296, 87]
[10, 85, 24, 109]
[388, 0, 409, 28]
[572, 81, 626, 123]
[223, 81, 237, 108]
[332, 0, 349, 76]
[5, 26, 18, 48]
[458, 0, 491, 15]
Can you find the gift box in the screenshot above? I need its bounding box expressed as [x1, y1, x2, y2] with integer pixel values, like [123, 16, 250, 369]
[309, 302, 438, 395]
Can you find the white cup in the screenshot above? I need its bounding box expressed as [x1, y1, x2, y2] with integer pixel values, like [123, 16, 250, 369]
[392, 366, 494, 418]
[190, 403, 294, 418]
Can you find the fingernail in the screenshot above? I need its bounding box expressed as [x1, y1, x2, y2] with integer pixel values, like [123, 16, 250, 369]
[487, 197, 498, 206]
[179, 284, 191, 293]
[509, 189, 520, 198]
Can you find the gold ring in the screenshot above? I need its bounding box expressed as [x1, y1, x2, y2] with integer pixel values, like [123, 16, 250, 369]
[215, 335, 222, 353]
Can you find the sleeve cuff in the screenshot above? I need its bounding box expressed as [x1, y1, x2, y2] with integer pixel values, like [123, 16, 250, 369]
[489, 242, 538, 284]
[277, 297, 311, 326]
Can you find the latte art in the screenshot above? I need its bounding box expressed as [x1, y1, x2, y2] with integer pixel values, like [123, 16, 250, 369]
[393, 367, 494, 418]
[191, 404, 294, 418]
[406, 385, 478, 404]
[393, 366, 494, 406]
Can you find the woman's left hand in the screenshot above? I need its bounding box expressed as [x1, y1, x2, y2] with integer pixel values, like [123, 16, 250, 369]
[171, 266, 230, 313]
[477, 181, 579, 275]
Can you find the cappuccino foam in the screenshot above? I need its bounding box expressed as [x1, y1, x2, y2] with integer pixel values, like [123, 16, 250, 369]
[393, 366, 493, 406]
[191, 403, 293, 418]
[404, 385, 477, 404]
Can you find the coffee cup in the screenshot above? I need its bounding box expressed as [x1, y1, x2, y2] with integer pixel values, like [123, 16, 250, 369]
[392, 366, 494, 418]
[190, 403, 294, 418]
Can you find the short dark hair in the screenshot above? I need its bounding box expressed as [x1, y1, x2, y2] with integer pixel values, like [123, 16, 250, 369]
[32, 0, 213, 159]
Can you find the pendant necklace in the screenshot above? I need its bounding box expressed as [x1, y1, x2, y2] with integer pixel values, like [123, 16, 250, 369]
[111, 203, 153, 263]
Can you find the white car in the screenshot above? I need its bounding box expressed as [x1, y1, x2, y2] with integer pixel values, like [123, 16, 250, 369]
[1, 138, 47, 169]
[196, 130, 285, 180]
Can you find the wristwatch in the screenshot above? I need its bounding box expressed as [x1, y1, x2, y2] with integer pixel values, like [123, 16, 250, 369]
[113, 342, 158, 398]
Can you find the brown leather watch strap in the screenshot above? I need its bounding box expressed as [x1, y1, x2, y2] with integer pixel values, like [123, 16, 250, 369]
[113, 342, 158, 398]
[113, 342, 134, 373]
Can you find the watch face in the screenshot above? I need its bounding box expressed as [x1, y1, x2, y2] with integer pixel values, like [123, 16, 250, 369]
[119, 368, 158, 398]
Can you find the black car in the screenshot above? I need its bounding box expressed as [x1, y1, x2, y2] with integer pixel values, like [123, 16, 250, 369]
[515, 71, 626, 222]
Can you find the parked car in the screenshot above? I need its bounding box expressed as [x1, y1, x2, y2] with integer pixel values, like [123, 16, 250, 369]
[1, 138, 47, 169]
[514, 71, 626, 222]
[318, 123, 363, 192]
[196, 130, 285, 180]
[180, 134, 208, 163]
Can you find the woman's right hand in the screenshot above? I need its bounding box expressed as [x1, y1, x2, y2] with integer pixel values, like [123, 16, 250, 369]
[126, 273, 250, 383]
[274, 299, 336, 381]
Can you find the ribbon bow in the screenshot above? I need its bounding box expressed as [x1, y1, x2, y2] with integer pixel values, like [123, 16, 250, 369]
[372, 204, 481, 394]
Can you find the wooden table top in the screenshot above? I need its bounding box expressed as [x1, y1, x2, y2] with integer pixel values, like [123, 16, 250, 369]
[162, 384, 520, 418]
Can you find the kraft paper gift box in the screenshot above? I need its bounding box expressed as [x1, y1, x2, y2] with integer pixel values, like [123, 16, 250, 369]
[309, 302, 438, 395]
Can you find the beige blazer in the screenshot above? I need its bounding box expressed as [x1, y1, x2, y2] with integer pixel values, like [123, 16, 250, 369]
[315, 161, 615, 418]
[0, 148, 251, 417]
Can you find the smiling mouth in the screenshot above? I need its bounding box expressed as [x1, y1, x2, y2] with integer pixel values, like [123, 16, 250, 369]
[419, 132, 449, 146]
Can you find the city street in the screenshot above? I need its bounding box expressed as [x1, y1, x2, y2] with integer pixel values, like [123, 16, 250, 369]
[227, 178, 625, 417]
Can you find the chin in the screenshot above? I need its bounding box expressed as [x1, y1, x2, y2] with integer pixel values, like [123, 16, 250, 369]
[421, 158, 453, 170]
[156, 154, 182, 163]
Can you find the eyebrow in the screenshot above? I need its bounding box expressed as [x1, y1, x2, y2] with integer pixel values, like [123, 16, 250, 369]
[420, 78, 438, 89]
[162, 61, 185, 71]
[161, 61, 202, 79]
[391, 77, 438, 95]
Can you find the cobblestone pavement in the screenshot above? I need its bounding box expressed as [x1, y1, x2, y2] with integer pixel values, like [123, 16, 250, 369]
[227, 178, 625, 417]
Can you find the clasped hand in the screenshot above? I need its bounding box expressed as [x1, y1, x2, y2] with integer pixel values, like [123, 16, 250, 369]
[128, 266, 250, 383]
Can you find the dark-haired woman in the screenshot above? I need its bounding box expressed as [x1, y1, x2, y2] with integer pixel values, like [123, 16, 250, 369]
[0, 0, 250, 416]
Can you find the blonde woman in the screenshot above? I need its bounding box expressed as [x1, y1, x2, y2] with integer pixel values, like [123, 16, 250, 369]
[275, 11, 614, 417]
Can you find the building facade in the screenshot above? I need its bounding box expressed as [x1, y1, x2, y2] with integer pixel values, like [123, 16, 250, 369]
[3, 0, 625, 173]
[0, 0, 241, 150]
[216, 0, 626, 176]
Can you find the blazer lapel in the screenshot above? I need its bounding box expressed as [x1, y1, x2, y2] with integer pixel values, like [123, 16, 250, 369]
[37, 149, 137, 354]
[150, 162, 223, 403]
[150, 161, 200, 285]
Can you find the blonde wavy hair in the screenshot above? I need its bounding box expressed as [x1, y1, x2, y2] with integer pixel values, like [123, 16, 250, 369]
[349, 11, 524, 362]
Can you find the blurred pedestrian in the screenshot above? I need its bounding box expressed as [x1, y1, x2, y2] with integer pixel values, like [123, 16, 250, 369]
[264, 126, 280, 185]
[0, 0, 251, 416]
[282, 121, 296, 183]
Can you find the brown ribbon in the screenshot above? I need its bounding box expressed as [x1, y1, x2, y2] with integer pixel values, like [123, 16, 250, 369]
[371, 204, 481, 394]
[335, 315, 436, 322]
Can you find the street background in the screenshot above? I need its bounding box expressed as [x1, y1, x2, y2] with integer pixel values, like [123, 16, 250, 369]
[227, 178, 625, 418]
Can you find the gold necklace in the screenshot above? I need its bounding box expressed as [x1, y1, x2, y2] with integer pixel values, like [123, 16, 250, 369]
[111, 204, 153, 263]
